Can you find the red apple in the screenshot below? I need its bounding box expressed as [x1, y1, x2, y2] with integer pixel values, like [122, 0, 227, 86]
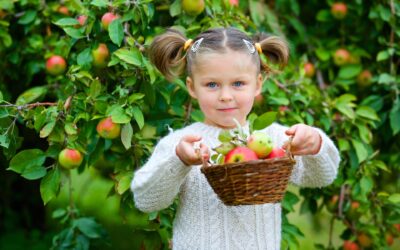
[182, 0, 205, 16]
[386, 233, 394, 246]
[224, 147, 258, 164]
[76, 15, 87, 27]
[267, 147, 286, 159]
[92, 43, 110, 68]
[58, 148, 83, 169]
[254, 94, 264, 107]
[357, 70, 373, 88]
[228, 0, 239, 7]
[357, 233, 372, 248]
[96, 117, 121, 139]
[246, 131, 273, 158]
[101, 12, 119, 30]
[57, 6, 70, 16]
[304, 62, 315, 78]
[46, 55, 67, 76]
[333, 48, 350, 66]
[343, 240, 359, 250]
[331, 2, 347, 20]
[347, 201, 360, 220]
[279, 106, 289, 112]
[394, 223, 400, 233]
[326, 195, 339, 213]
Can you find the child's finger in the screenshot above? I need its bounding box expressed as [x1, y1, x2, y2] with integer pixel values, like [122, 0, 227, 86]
[181, 134, 202, 143]
[200, 143, 209, 159]
[285, 125, 299, 136]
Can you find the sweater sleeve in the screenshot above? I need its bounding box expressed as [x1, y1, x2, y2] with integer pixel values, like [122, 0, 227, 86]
[130, 132, 191, 213]
[289, 127, 340, 187]
[266, 123, 340, 188]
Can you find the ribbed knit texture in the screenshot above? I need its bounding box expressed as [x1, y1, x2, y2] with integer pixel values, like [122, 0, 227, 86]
[131, 122, 340, 250]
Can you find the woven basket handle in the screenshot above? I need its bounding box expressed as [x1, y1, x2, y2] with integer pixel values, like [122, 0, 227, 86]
[286, 136, 294, 160]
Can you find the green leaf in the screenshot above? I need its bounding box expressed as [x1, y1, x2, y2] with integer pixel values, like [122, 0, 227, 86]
[16, 86, 47, 105]
[109, 19, 123, 46]
[143, 58, 156, 84]
[390, 100, 400, 135]
[376, 50, 389, 61]
[316, 10, 331, 22]
[378, 73, 395, 84]
[115, 171, 132, 195]
[388, 193, 400, 204]
[40, 121, 56, 138]
[360, 176, 373, 195]
[253, 111, 277, 130]
[40, 167, 61, 205]
[63, 27, 85, 39]
[89, 79, 102, 99]
[218, 130, 233, 142]
[77, 48, 92, 66]
[64, 123, 78, 135]
[74, 218, 103, 239]
[169, 0, 181, 17]
[114, 48, 142, 66]
[54, 18, 80, 26]
[18, 10, 36, 25]
[107, 105, 131, 124]
[90, 0, 109, 7]
[8, 149, 46, 174]
[351, 139, 368, 163]
[338, 65, 362, 79]
[21, 165, 46, 180]
[132, 106, 144, 129]
[355, 106, 380, 121]
[0, 90, 3, 101]
[121, 123, 133, 150]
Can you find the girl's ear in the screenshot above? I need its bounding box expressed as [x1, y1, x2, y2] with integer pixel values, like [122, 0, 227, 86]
[255, 73, 263, 96]
[186, 76, 198, 99]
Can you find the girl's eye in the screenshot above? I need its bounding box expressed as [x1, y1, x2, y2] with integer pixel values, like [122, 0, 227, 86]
[206, 82, 218, 88]
[233, 81, 244, 87]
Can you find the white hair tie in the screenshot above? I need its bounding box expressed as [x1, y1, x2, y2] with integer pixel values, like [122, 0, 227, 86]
[242, 39, 256, 54]
[191, 38, 204, 53]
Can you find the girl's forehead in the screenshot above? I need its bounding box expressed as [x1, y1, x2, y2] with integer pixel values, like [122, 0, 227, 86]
[193, 51, 257, 73]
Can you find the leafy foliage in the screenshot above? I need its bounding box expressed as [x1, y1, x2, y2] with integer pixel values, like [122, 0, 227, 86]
[0, 0, 399, 249]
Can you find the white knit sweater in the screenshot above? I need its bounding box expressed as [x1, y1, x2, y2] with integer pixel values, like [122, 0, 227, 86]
[131, 122, 340, 250]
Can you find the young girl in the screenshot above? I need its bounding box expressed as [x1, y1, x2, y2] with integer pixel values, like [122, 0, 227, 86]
[131, 27, 340, 250]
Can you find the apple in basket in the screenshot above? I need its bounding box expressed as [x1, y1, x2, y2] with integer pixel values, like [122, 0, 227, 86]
[267, 147, 286, 159]
[246, 131, 273, 158]
[224, 146, 259, 164]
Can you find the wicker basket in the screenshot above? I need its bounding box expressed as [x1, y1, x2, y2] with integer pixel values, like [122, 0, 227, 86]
[200, 146, 296, 206]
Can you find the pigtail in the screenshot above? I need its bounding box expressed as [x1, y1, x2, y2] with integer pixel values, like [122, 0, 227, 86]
[253, 33, 289, 74]
[148, 29, 188, 82]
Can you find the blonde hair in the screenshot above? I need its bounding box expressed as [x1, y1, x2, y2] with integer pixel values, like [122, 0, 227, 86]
[148, 27, 289, 82]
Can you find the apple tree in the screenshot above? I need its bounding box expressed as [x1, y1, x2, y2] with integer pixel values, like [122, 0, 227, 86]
[0, 0, 399, 249]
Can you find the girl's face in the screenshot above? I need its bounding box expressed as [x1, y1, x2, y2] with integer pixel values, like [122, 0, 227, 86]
[186, 50, 262, 129]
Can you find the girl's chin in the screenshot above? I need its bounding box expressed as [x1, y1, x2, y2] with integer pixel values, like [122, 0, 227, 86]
[204, 118, 245, 129]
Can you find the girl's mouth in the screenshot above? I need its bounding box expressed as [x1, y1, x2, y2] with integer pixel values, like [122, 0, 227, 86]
[218, 108, 237, 112]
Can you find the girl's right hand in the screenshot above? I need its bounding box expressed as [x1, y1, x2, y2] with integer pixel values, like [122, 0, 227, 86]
[175, 135, 209, 166]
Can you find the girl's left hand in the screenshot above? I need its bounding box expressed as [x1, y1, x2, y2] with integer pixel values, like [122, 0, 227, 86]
[282, 124, 322, 155]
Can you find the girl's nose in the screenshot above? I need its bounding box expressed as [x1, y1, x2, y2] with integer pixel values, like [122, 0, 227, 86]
[219, 88, 233, 102]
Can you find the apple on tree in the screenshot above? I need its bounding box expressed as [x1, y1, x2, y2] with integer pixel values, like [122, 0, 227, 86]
[304, 62, 315, 78]
[96, 117, 121, 139]
[182, 0, 205, 16]
[46, 55, 67, 76]
[76, 15, 87, 27]
[343, 240, 359, 250]
[58, 148, 83, 169]
[101, 12, 119, 30]
[331, 2, 348, 20]
[92, 43, 110, 68]
[333, 48, 350, 66]
[357, 70, 373, 88]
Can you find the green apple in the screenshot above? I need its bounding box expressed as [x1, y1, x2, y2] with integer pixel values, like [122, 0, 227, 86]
[58, 148, 83, 169]
[182, 0, 205, 16]
[333, 49, 350, 66]
[246, 131, 273, 158]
